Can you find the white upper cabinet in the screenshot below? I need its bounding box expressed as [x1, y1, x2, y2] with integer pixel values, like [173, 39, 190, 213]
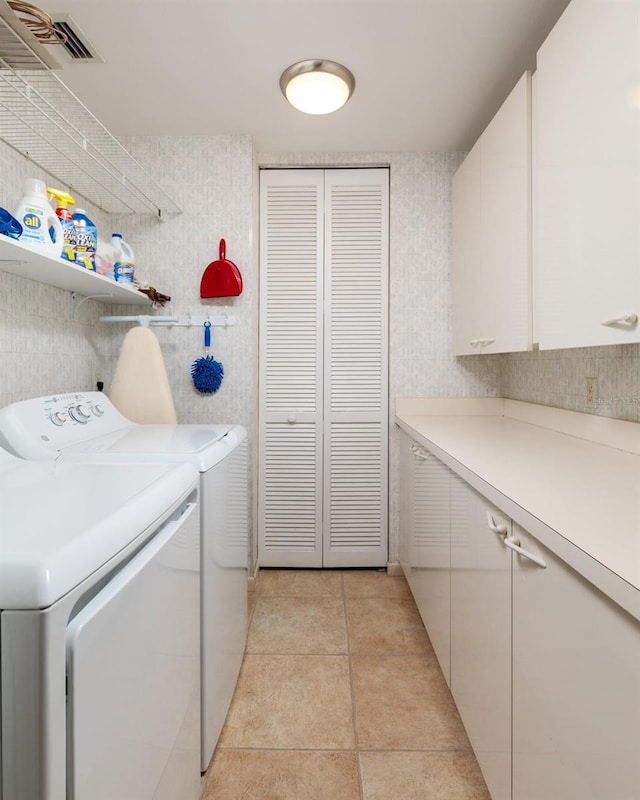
[453, 71, 532, 356]
[535, 0, 640, 349]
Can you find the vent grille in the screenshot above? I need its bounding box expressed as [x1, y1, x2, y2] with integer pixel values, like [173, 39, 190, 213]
[51, 17, 102, 62]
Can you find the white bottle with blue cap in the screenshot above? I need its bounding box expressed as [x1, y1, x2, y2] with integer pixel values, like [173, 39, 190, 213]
[112, 233, 136, 283]
[14, 179, 63, 257]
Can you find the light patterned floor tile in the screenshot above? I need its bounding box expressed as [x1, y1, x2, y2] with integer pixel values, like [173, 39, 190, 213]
[218, 655, 354, 749]
[351, 655, 470, 751]
[346, 596, 433, 655]
[343, 571, 412, 599]
[248, 596, 347, 654]
[203, 750, 360, 800]
[359, 751, 490, 800]
[258, 569, 343, 597]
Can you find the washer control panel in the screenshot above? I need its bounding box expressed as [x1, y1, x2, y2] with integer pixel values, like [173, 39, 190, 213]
[48, 399, 104, 427]
[0, 392, 132, 459]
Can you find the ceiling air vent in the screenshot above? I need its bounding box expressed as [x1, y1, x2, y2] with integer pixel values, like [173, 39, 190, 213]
[51, 15, 103, 62]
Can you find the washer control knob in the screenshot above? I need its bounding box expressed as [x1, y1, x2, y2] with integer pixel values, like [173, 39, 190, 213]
[69, 404, 91, 423]
[92, 404, 105, 417]
[49, 411, 67, 426]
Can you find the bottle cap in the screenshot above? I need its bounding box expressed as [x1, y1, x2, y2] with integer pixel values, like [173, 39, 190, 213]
[112, 233, 122, 239]
[25, 178, 46, 196]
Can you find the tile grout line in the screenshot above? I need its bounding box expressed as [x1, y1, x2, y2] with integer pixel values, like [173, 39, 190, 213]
[215, 745, 476, 754]
[342, 573, 366, 800]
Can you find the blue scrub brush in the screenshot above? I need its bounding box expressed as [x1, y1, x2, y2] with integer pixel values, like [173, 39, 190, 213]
[191, 321, 224, 394]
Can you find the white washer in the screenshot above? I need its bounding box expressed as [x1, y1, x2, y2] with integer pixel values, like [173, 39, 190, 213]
[0, 445, 200, 800]
[0, 392, 249, 773]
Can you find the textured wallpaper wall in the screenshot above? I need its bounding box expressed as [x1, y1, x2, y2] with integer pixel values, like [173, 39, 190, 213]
[0, 139, 117, 409]
[112, 135, 256, 428]
[502, 345, 640, 423]
[112, 135, 259, 567]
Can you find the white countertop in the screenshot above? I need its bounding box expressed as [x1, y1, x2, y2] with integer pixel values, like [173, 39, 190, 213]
[395, 398, 640, 620]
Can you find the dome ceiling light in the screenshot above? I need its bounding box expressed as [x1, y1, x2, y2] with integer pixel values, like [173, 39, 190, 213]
[279, 59, 355, 115]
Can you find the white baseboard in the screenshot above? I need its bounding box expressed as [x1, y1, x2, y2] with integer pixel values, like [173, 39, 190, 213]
[247, 560, 260, 592]
[386, 561, 404, 577]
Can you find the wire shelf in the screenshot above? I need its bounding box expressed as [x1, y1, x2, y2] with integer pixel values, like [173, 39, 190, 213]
[0, 15, 181, 217]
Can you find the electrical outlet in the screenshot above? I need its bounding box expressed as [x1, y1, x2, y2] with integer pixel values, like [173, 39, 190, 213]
[586, 378, 597, 405]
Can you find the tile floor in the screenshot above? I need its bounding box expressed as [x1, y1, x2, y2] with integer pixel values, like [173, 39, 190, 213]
[201, 570, 490, 800]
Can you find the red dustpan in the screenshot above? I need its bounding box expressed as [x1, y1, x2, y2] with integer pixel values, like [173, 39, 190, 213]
[200, 239, 243, 298]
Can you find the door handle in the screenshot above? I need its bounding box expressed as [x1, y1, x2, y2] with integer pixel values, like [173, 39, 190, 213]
[470, 338, 496, 347]
[486, 511, 508, 535]
[287, 413, 297, 424]
[505, 536, 547, 568]
[601, 314, 638, 328]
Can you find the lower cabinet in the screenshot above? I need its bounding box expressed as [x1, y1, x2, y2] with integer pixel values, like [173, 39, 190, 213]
[399, 431, 451, 685]
[399, 431, 640, 800]
[512, 524, 640, 800]
[450, 483, 511, 800]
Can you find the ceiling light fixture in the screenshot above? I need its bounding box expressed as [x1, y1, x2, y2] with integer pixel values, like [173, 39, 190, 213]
[280, 59, 355, 115]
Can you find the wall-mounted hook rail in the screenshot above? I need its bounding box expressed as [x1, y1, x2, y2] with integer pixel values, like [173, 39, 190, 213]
[100, 315, 178, 328]
[100, 312, 236, 328]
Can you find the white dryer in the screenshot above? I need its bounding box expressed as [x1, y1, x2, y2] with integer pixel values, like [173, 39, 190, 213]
[0, 392, 249, 773]
[0, 445, 200, 800]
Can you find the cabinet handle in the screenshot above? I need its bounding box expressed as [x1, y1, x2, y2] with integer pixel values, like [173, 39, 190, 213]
[486, 511, 508, 535]
[504, 536, 547, 568]
[470, 338, 496, 347]
[601, 314, 638, 328]
[410, 443, 431, 461]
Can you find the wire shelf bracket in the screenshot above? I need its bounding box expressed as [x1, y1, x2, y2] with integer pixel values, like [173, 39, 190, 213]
[0, 9, 181, 218]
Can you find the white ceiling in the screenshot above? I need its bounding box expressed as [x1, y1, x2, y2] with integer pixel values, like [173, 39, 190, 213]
[35, 0, 570, 153]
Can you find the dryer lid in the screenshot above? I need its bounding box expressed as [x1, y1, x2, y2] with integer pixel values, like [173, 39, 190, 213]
[0, 457, 198, 609]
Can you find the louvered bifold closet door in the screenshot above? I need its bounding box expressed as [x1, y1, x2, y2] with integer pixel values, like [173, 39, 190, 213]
[323, 169, 389, 567]
[259, 170, 324, 567]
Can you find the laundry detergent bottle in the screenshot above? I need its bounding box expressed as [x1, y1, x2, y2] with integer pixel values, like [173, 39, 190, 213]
[14, 179, 63, 256]
[47, 188, 76, 263]
[111, 233, 135, 283]
[72, 208, 97, 270]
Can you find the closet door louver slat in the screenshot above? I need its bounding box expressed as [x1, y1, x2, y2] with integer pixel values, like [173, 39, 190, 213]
[262, 422, 321, 555]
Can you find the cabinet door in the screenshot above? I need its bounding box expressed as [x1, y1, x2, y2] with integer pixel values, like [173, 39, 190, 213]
[404, 442, 452, 685]
[512, 523, 640, 800]
[450, 483, 512, 800]
[398, 430, 414, 576]
[453, 71, 531, 355]
[452, 142, 483, 355]
[535, 1, 640, 348]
